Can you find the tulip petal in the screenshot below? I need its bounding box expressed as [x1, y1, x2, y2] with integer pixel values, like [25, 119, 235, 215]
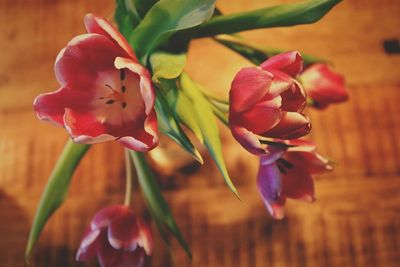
[229, 67, 273, 112]
[260, 51, 303, 77]
[270, 69, 295, 94]
[64, 110, 117, 144]
[136, 219, 153, 255]
[230, 125, 265, 155]
[257, 160, 285, 219]
[108, 212, 140, 251]
[91, 205, 129, 230]
[117, 109, 158, 151]
[285, 139, 317, 151]
[114, 57, 155, 115]
[287, 150, 333, 174]
[300, 64, 348, 109]
[98, 236, 145, 267]
[263, 112, 310, 139]
[282, 165, 315, 202]
[34, 87, 92, 126]
[76, 227, 101, 261]
[84, 13, 138, 61]
[280, 82, 307, 112]
[55, 34, 122, 90]
[237, 99, 282, 134]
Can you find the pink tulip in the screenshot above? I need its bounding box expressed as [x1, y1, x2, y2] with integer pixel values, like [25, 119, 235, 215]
[229, 51, 310, 155]
[34, 14, 158, 151]
[257, 140, 332, 219]
[299, 64, 348, 109]
[76, 205, 153, 267]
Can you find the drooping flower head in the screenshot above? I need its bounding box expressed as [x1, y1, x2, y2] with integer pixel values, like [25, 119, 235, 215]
[34, 14, 158, 151]
[257, 140, 332, 219]
[299, 63, 348, 109]
[229, 51, 310, 155]
[76, 205, 153, 267]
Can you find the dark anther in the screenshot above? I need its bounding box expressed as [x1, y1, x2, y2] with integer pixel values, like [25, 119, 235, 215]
[105, 84, 114, 90]
[106, 100, 115, 104]
[120, 69, 125, 81]
[99, 97, 105, 100]
[121, 102, 127, 108]
[121, 85, 126, 93]
[278, 158, 294, 169]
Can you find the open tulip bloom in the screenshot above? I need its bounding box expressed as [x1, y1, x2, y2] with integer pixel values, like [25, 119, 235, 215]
[34, 14, 158, 151]
[27, 1, 347, 266]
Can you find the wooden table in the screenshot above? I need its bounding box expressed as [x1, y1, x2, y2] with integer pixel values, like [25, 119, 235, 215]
[1, 0, 399, 266]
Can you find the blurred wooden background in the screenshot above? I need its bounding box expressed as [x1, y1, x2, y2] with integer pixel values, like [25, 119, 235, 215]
[1, 0, 400, 266]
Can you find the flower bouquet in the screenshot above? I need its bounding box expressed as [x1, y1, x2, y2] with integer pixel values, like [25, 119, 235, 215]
[26, 0, 347, 266]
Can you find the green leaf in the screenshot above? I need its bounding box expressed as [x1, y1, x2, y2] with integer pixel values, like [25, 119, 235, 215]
[195, 0, 342, 37]
[149, 51, 204, 144]
[215, 35, 326, 67]
[150, 52, 187, 82]
[128, 0, 216, 62]
[155, 90, 203, 163]
[180, 73, 239, 198]
[132, 0, 159, 19]
[173, 90, 204, 143]
[115, 0, 141, 36]
[129, 151, 192, 258]
[25, 140, 90, 262]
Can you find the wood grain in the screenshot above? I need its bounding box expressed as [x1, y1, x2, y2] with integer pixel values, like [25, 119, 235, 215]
[1, 0, 400, 266]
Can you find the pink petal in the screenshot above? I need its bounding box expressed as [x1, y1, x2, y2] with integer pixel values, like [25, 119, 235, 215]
[108, 212, 140, 251]
[229, 67, 273, 112]
[230, 125, 265, 155]
[287, 150, 333, 174]
[84, 13, 138, 61]
[260, 51, 303, 77]
[285, 139, 317, 151]
[280, 82, 307, 112]
[114, 57, 155, 115]
[55, 33, 123, 90]
[236, 100, 282, 134]
[266, 69, 294, 97]
[91, 205, 129, 230]
[76, 227, 102, 261]
[136, 219, 153, 255]
[263, 112, 311, 139]
[262, 145, 286, 165]
[63, 109, 117, 144]
[117, 110, 158, 151]
[281, 165, 315, 202]
[34, 87, 92, 126]
[257, 159, 285, 219]
[300, 64, 348, 109]
[98, 235, 145, 267]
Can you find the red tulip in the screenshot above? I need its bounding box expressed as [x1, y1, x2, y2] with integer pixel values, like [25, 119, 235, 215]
[229, 51, 310, 155]
[76, 205, 153, 267]
[34, 14, 158, 151]
[257, 140, 332, 219]
[299, 64, 348, 109]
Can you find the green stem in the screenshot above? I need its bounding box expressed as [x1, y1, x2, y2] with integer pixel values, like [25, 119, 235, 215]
[124, 149, 133, 206]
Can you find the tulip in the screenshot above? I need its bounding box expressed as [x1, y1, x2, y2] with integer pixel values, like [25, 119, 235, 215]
[76, 205, 153, 267]
[229, 51, 310, 155]
[299, 63, 348, 109]
[257, 140, 332, 219]
[34, 14, 158, 151]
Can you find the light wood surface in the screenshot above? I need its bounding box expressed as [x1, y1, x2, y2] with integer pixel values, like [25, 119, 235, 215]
[1, 0, 400, 266]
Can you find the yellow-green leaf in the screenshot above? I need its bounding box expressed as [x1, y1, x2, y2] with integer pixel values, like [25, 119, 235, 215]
[180, 73, 239, 198]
